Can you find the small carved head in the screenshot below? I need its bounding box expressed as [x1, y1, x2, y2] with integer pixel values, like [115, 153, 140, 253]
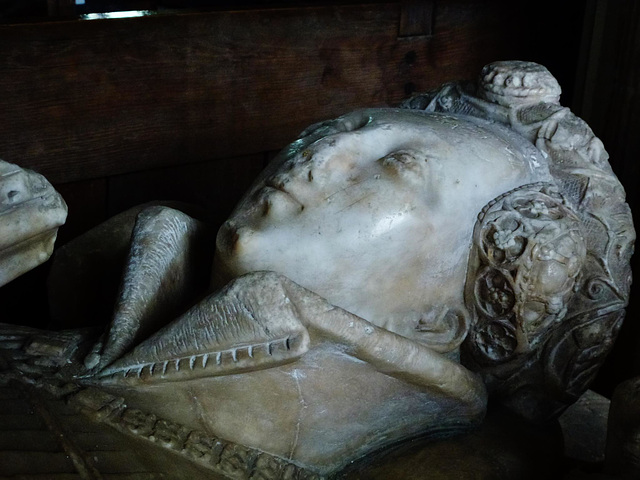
[478, 60, 562, 107]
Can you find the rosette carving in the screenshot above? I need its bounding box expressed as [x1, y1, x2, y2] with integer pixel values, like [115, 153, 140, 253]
[465, 183, 586, 368]
[463, 180, 631, 422]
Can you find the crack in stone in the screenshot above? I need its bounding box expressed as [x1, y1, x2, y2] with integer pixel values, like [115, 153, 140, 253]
[289, 370, 307, 460]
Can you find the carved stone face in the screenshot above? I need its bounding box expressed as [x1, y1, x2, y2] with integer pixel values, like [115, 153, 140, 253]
[216, 109, 551, 343]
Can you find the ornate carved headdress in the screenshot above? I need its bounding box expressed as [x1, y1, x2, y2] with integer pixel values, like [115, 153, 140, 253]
[403, 61, 635, 421]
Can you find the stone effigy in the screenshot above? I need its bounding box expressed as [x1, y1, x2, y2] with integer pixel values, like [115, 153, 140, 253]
[0, 159, 67, 287]
[0, 61, 634, 479]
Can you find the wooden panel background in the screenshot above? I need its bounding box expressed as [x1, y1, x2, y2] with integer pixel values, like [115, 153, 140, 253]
[0, 1, 583, 184]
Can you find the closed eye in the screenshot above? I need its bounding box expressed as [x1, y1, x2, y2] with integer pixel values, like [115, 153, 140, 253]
[379, 151, 424, 178]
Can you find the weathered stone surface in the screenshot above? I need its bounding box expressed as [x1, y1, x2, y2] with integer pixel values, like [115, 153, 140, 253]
[48, 201, 209, 329]
[86, 205, 215, 371]
[0, 159, 67, 287]
[0, 380, 228, 480]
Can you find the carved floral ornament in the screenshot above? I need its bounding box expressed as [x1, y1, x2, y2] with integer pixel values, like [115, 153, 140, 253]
[466, 182, 586, 364]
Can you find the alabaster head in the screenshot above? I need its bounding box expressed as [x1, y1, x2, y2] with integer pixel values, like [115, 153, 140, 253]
[215, 61, 634, 422]
[215, 109, 551, 349]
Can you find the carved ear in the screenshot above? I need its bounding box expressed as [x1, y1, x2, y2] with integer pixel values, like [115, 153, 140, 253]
[415, 306, 470, 353]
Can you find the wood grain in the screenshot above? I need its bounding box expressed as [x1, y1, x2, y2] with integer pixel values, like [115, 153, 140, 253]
[0, 1, 570, 185]
[399, 1, 434, 37]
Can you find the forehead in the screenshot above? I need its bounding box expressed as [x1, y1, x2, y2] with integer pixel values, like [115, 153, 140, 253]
[278, 109, 549, 178]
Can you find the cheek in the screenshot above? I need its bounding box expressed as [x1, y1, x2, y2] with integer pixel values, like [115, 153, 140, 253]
[232, 204, 422, 269]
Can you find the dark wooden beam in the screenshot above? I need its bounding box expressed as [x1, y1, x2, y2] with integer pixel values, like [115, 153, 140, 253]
[0, 1, 574, 184]
[399, 0, 434, 37]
